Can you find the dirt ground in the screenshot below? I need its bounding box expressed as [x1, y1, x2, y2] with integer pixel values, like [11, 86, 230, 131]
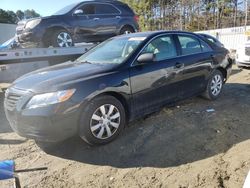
[0, 66, 250, 188]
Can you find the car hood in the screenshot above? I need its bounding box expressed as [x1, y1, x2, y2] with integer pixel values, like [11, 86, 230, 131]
[12, 61, 113, 93]
[17, 15, 60, 25]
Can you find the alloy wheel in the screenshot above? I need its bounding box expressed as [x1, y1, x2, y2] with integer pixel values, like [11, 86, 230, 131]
[57, 32, 73, 47]
[211, 74, 223, 96]
[90, 104, 121, 140]
[124, 30, 132, 34]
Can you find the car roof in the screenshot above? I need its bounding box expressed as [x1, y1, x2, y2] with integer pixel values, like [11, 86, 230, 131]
[198, 33, 217, 39]
[78, 0, 125, 5]
[115, 30, 202, 39]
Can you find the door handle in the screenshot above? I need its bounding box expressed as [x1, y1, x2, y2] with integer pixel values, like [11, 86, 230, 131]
[93, 18, 100, 21]
[175, 62, 184, 69]
[116, 16, 121, 19]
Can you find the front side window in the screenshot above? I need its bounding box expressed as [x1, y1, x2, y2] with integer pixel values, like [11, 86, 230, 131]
[76, 37, 146, 64]
[95, 4, 120, 14]
[178, 35, 202, 55]
[81, 4, 95, 15]
[142, 35, 177, 61]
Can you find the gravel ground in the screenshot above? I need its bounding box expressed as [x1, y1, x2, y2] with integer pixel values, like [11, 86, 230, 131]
[0, 66, 250, 188]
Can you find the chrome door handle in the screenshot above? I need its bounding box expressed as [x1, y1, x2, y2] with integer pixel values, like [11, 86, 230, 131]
[116, 16, 121, 19]
[93, 18, 100, 21]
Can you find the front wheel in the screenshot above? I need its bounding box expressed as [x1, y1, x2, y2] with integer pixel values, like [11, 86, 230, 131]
[202, 70, 224, 100]
[52, 29, 74, 47]
[79, 95, 126, 145]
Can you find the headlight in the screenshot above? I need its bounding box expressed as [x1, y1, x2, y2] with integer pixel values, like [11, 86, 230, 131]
[25, 19, 41, 29]
[26, 89, 76, 109]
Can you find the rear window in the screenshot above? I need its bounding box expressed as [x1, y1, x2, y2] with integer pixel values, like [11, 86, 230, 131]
[116, 4, 135, 15]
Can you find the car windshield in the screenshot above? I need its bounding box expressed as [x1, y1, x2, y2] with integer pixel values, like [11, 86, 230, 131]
[53, 3, 78, 15]
[76, 36, 146, 64]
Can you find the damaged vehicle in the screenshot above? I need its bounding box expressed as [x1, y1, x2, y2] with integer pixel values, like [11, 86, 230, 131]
[4, 31, 232, 145]
[16, 0, 139, 48]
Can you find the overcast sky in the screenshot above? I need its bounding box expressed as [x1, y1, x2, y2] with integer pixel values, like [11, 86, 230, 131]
[0, 0, 82, 16]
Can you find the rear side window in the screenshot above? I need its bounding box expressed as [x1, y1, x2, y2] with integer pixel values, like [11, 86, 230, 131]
[95, 4, 120, 14]
[200, 40, 212, 52]
[142, 35, 177, 61]
[205, 35, 216, 43]
[178, 35, 202, 55]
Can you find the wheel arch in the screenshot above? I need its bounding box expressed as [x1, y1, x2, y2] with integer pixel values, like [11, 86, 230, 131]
[83, 91, 131, 123]
[216, 67, 227, 82]
[120, 24, 135, 33]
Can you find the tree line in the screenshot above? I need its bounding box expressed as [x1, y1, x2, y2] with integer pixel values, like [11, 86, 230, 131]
[0, 9, 40, 24]
[0, 1, 248, 31]
[122, 0, 249, 31]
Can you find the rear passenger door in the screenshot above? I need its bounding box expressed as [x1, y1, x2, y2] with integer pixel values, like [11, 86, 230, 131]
[174, 34, 214, 99]
[95, 3, 121, 37]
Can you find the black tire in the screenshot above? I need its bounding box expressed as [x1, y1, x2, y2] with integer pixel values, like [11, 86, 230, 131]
[51, 29, 74, 47]
[120, 26, 135, 35]
[202, 70, 224, 100]
[79, 95, 126, 145]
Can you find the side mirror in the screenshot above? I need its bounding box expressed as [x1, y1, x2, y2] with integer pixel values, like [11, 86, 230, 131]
[73, 9, 84, 15]
[137, 53, 155, 64]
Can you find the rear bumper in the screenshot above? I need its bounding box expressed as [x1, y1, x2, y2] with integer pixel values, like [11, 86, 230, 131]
[225, 58, 233, 81]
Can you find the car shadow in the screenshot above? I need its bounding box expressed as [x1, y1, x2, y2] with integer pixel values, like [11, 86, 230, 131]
[0, 138, 27, 145]
[0, 93, 13, 134]
[230, 68, 242, 76]
[41, 82, 250, 168]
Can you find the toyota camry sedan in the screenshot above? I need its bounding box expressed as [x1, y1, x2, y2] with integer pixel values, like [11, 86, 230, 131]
[4, 31, 232, 145]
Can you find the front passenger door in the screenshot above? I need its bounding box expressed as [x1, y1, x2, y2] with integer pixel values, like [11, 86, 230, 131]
[72, 4, 99, 39]
[129, 35, 182, 116]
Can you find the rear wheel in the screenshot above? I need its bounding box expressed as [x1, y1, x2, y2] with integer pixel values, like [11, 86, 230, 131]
[202, 70, 224, 100]
[79, 95, 126, 145]
[120, 26, 134, 35]
[51, 29, 74, 47]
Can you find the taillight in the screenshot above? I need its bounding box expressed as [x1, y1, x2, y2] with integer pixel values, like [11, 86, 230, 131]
[134, 15, 139, 23]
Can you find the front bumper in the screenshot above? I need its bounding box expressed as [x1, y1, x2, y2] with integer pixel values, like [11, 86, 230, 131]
[236, 61, 250, 67]
[16, 29, 43, 47]
[4, 88, 80, 142]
